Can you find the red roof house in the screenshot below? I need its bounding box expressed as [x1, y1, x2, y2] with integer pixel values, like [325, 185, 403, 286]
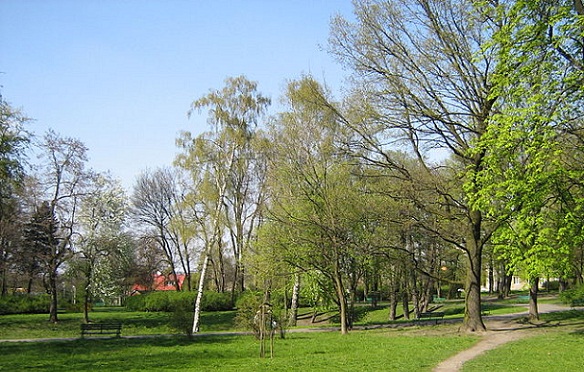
[131, 273, 186, 294]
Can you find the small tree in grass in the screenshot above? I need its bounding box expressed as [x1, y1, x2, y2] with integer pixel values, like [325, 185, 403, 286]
[169, 297, 194, 339]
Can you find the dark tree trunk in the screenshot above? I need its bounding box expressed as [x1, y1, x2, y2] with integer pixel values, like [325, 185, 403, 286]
[488, 260, 494, 294]
[48, 269, 59, 323]
[402, 291, 410, 320]
[389, 290, 398, 321]
[462, 229, 486, 332]
[528, 277, 539, 321]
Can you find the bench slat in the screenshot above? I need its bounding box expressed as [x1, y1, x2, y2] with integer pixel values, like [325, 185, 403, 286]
[80, 323, 122, 337]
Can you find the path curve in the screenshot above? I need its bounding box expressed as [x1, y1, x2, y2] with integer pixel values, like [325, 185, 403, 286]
[433, 303, 573, 372]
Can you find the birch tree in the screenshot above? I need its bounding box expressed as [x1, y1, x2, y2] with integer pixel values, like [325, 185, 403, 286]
[176, 76, 270, 333]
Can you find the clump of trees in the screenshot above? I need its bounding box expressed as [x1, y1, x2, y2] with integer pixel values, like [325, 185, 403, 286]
[1, 0, 583, 335]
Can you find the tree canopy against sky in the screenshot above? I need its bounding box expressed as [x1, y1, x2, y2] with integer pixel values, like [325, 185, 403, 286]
[328, 0, 501, 332]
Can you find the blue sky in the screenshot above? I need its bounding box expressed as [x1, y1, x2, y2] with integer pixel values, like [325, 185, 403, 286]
[1, 0, 353, 190]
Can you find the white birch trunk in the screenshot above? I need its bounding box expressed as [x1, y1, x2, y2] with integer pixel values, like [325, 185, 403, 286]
[192, 253, 210, 334]
[288, 273, 300, 326]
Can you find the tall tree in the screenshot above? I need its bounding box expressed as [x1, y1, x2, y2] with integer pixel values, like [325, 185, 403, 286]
[131, 167, 189, 291]
[260, 77, 369, 334]
[0, 96, 30, 295]
[176, 75, 270, 333]
[76, 173, 127, 322]
[35, 130, 89, 323]
[328, 0, 501, 331]
[474, 0, 584, 318]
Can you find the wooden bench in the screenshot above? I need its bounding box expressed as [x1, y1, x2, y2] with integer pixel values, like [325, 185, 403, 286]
[80, 323, 122, 338]
[416, 311, 445, 324]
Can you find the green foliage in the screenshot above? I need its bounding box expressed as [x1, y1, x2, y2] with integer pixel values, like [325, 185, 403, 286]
[0, 294, 50, 315]
[144, 291, 173, 312]
[124, 291, 234, 312]
[0, 97, 30, 197]
[234, 290, 263, 332]
[123, 294, 146, 311]
[202, 291, 235, 311]
[169, 298, 194, 338]
[559, 284, 584, 305]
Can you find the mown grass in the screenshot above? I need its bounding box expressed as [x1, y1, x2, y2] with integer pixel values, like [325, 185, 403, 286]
[1, 296, 580, 371]
[463, 310, 584, 372]
[0, 307, 236, 340]
[0, 294, 535, 341]
[0, 329, 478, 371]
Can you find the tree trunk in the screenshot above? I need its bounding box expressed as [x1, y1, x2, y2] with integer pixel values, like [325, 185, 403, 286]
[504, 274, 512, 297]
[411, 287, 420, 319]
[389, 290, 398, 321]
[528, 277, 540, 321]
[288, 273, 300, 327]
[488, 260, 494, 294]
[83, 268, 91, 323]
[192, 254, 210, 334]
[48, 269, 59, 323]
[462, 237, 486, 332]
[27, 276, 33, 294]
[333, 271, 348, 334]
[402, 291, 410, 320]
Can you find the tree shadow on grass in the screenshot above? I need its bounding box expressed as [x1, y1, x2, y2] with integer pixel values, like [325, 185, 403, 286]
[2, 335, 261, 371]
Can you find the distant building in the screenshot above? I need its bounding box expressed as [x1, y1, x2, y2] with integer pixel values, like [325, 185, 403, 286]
[131, 273, 186, 294]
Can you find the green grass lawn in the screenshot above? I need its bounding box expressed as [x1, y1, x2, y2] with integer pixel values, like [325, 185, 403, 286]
[0, 329, 478, 371]
[1, 295, 579, 371]
[0, 308, 237, 340]
[463, 310, 584, 372]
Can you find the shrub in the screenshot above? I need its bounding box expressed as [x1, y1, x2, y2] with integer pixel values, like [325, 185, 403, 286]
[560, 284, 584, 305]
[169, 297, 194, 338]
[124, 294, 146, 311]
[124, 291, 234, 312]
[235, 291, 263, 332]
[145, 291, 172, 312]
[201, 291, 234, 311]
[0, 294, 50, 315]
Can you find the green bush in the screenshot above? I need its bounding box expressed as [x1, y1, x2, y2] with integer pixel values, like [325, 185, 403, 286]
[201, 291, 233, 311]
[124, 294, 146, 311]
[560, 284, 584, 305]
[145, 291, 172, 311]
[234, 291, 263, 331]
[169, 298, 194, 338]
[0, 294, 50, 315]
[124, 291, 234, 312]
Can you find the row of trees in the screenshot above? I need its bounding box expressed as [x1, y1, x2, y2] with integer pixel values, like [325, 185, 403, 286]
[1, 0, 583, 335]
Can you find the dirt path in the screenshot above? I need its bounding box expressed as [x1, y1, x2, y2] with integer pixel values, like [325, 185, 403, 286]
[433, 303, 571, 372]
